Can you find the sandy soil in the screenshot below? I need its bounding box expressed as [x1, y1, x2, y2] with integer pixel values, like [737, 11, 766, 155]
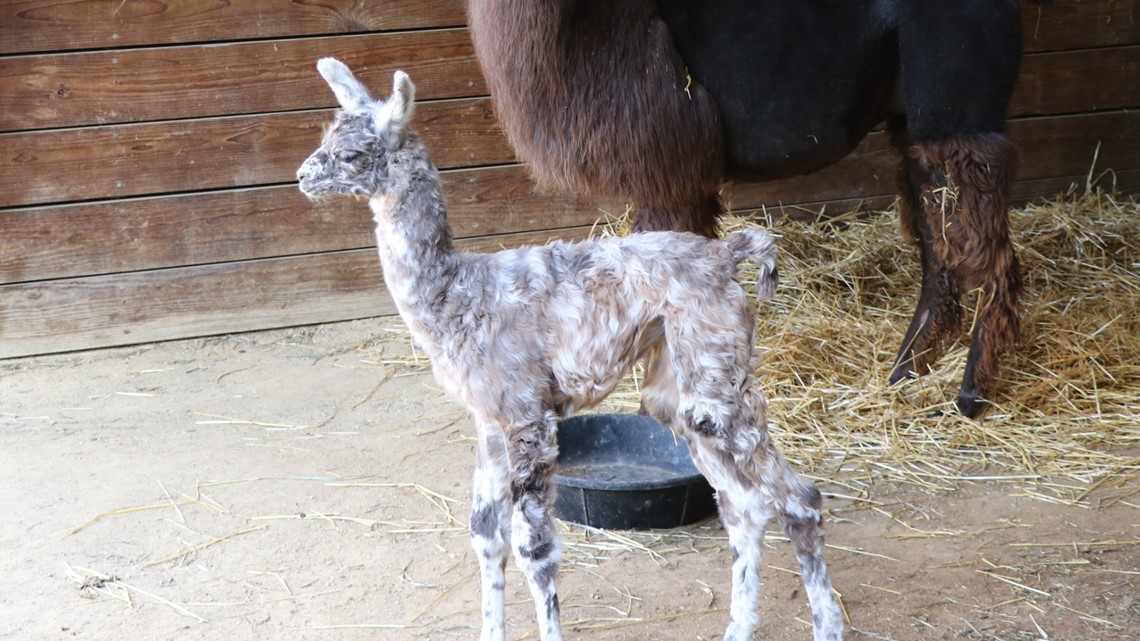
[2, 320, 1136, 641]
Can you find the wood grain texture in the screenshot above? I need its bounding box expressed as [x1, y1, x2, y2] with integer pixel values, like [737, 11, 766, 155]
[1, 0, 468, 54]
[1022, 0, 1139, 53]
[0, 166, 609, 284]
[0, 98, 512, 208]
[6, 37, 1138, 133]
[11, 160, 1134, 289]
[2, 0, 1133, 55]
[5, 106, 1135, 212]
[0, 227, 595, 359]
[1013, 46, 1140, 116]
[1007, 169, 1140, 204]
[6, 164, 1135, 359]
[0, 250, 395, 360]
[733, 170, 1140, 223]
[1010, 110, 1140, 180]
[4, 166, 1137, 358]
[3, 0, 1139, 358]
[1, 30, 486, 131]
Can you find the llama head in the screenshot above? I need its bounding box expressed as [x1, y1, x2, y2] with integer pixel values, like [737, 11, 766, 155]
[297, 58, 416, 199]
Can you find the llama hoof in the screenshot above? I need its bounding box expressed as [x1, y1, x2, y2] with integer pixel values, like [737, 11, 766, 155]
[955, 391, 987, 419]
[887, 361, 918, 386]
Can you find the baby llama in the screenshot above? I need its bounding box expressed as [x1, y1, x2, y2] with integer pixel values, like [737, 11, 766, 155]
[297, 58, 843, 641]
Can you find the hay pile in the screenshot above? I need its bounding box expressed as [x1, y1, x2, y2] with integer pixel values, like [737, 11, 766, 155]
[599, 188, 1140, 506]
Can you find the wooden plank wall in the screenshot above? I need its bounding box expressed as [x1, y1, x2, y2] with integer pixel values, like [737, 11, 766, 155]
[2, 0, 1138, 359]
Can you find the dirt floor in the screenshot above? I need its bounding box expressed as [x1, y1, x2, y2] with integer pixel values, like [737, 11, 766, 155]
[2, 320, 1137, 641]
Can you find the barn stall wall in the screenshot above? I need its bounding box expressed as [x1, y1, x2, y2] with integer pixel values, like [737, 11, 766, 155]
[1, 0, 1138, 359]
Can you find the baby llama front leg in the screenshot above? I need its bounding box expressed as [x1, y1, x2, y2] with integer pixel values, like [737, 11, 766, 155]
[504, 411, 563, 641]
[470, 418, 512, 641]
[298, 58, 568, 641]
[470, 410, 565, 641]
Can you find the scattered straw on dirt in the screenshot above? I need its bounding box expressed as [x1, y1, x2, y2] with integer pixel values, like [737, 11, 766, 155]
[54, 189, 1135, 637]
[65, 564, 209, 622]
[258, 187, 1135, 635]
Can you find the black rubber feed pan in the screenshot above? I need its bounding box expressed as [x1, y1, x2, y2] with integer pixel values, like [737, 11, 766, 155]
[553, 414, 717, 530]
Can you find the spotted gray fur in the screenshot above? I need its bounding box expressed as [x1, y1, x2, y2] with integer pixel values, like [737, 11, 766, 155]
[298, 58, 844, 641]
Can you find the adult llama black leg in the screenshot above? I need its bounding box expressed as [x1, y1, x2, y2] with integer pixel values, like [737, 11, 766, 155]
[888, 126, 1020, 417]
[891, 2, 1022, 416]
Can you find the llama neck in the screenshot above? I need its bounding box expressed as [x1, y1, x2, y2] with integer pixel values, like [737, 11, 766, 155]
[368, 142, 460, 334]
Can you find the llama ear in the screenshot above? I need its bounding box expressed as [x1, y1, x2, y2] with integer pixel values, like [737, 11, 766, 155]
[317, 57, 374, 111]
[374, 70, 416, 140]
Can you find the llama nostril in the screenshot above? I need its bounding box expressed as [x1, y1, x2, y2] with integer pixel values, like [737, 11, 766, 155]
[298, 156, 321, 182]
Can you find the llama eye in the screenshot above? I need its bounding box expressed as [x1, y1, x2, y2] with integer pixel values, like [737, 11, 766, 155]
[337, 150, 362, 163]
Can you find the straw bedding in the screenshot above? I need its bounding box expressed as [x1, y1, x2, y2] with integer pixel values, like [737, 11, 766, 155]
[371, 186, 1139, 503]
[595, 187, 1140, 506]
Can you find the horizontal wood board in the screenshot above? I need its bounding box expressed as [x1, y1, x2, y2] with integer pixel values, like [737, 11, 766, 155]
[1, 0, 469, 53]
[1, 0, 1138, 357]
[5, 166, 1137, 360]
[0, 166, 613, 283]
[1021, 0, 1139, 52]
[1, 98, 512, 207]
[2, 0, 1133, 54]
[5, 36, 1138, 132]
[0, 30, 486, 132]
[1012, 45, 1140, 116]
[4, 98, 1137, 213]
[0, 227, 596, 359]
[5, 108, 1138, 288]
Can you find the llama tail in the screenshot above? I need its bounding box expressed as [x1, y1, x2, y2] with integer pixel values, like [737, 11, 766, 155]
[726, 227, 779, 300]
[726, 227, 775, 265]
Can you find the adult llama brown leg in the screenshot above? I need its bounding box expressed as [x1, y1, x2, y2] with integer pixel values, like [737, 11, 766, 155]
[467, 0, 726, 239]
[889, 129, 1020, 417]
[889, 3, 1022, 416]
